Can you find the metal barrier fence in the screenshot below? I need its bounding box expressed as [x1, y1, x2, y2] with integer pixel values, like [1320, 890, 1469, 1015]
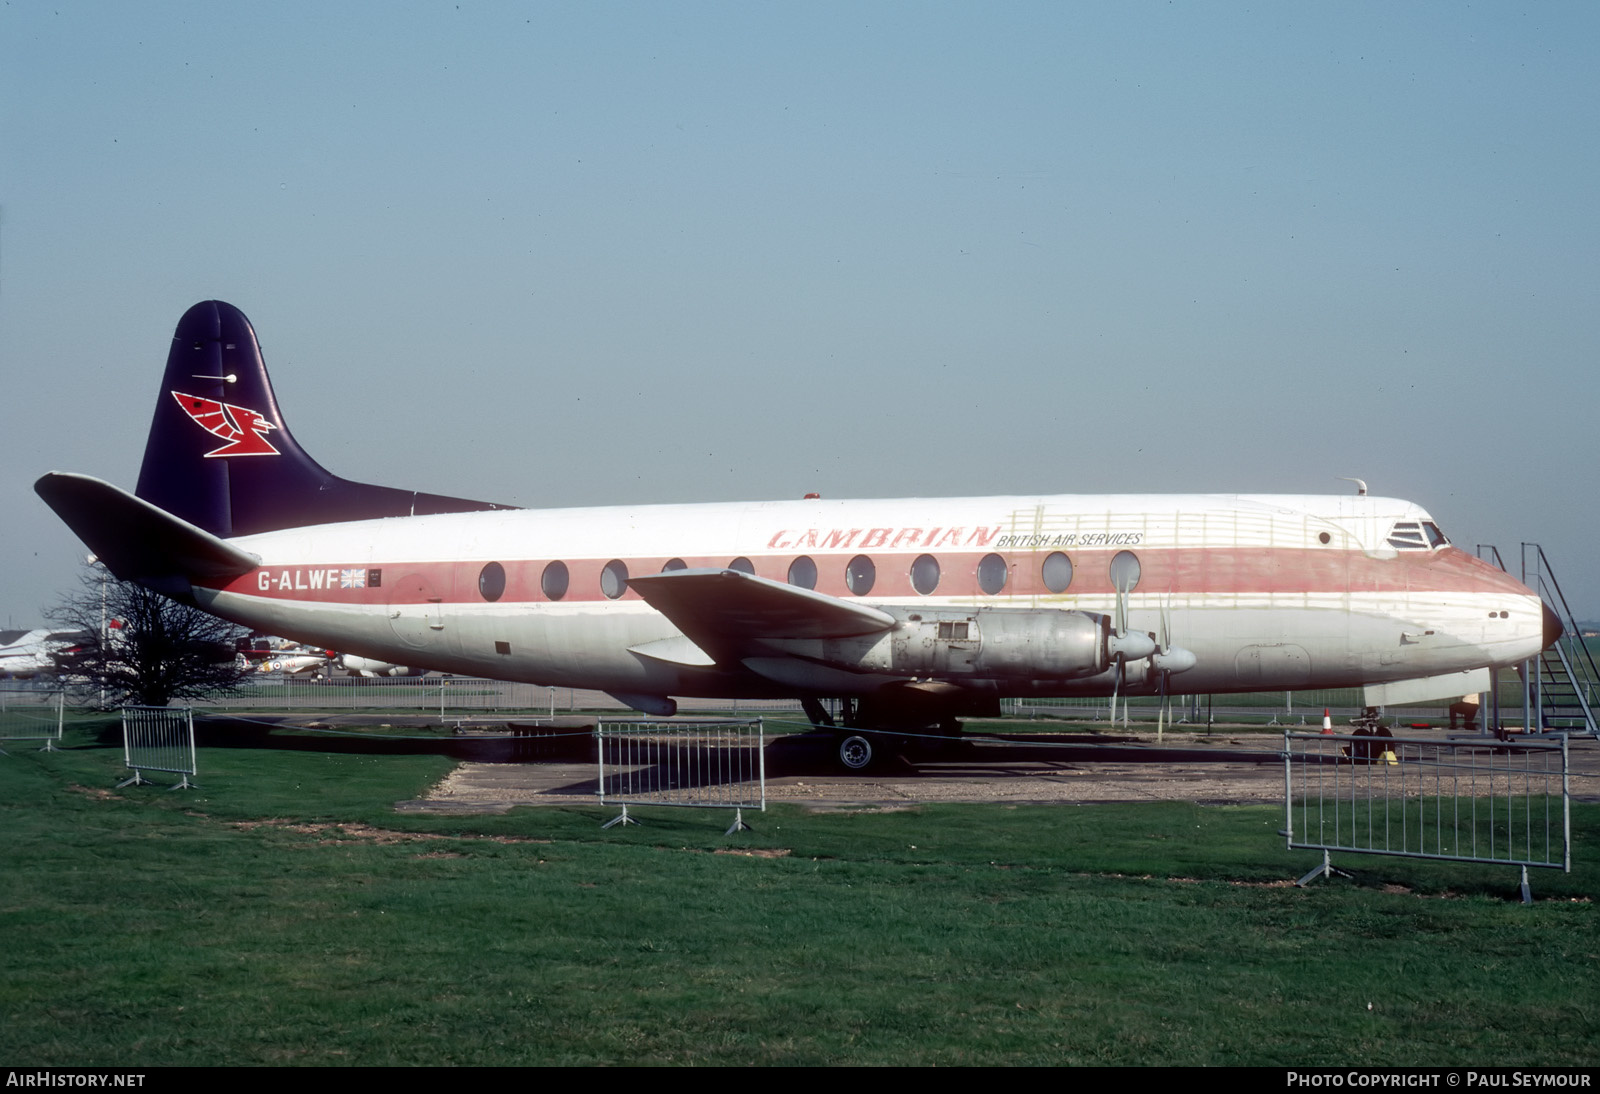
[595, 719, 765, 833]
[1016, 672, 1599, 732]
[193, 676, 1462, 732]
[1282, 730, 1570, 901]
[1013, 691, 1469, 728]
[198, 675, 806, 719]
[119, 706, 198, 790]
[0, 686, 64, 753]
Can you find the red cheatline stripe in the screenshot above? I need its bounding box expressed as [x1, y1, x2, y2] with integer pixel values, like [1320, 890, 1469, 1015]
[208, 546, 1532, 606]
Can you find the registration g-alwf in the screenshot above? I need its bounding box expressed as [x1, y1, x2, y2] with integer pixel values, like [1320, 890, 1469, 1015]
[36, 301, 1557, 767]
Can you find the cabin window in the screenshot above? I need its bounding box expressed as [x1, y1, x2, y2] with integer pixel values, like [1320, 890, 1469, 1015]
[478, 561, 506, 602]
[729, 557, 755, 574]
[977, 553, 1008, 595]
[910, 554, 940, 595]
[541, 560, 569, 601]
[1041, 552, 1073, 594]
[787, 556, 817, 589]
[662, 558, 687, 572]
[1110, 550, 1141, 594]
[600, 559, 629, 600]
[846, 555, 876, 596]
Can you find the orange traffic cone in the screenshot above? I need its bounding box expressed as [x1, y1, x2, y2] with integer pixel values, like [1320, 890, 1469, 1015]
[1321, 708, 1333, 735]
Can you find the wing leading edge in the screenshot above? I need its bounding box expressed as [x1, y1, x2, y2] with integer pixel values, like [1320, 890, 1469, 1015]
[626, 568, 895, 666]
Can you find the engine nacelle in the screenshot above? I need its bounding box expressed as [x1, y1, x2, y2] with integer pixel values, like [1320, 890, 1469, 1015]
[827, 607, 1116, 682]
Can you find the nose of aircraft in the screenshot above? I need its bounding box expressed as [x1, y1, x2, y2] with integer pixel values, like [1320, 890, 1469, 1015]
[1543, 602, 1564, 649]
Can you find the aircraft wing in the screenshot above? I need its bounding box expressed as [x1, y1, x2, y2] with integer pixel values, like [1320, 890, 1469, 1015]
[34, 472, 260, 588]
[627, 568, 895, 664]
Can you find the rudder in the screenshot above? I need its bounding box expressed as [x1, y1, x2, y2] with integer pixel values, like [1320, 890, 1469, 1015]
[135, 301, 510, 537]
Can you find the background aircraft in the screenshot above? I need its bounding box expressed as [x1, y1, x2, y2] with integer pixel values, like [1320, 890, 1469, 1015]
[234, 636, 336, 677]
[0, 628, 89, 679]
[336, 655, 424, 678]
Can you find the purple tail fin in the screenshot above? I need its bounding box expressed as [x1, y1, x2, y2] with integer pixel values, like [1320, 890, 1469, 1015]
[135, 301, 511, 537]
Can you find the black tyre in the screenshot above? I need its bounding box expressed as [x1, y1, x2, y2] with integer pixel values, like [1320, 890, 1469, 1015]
[837, 734, 874, 771]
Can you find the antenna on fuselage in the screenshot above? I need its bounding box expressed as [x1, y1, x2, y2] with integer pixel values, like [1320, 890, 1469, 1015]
[1337, 477, 1368, 496]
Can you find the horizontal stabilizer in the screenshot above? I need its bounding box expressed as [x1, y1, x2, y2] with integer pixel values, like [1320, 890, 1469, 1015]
[628, 568, 895, 663]
[35, 472, 259, 586]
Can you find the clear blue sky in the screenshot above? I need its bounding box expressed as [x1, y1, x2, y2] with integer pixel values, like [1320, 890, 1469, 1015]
[3, 1, 1596, 622]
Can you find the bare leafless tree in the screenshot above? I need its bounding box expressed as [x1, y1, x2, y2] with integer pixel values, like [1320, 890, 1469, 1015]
[48, 565, 252, 707]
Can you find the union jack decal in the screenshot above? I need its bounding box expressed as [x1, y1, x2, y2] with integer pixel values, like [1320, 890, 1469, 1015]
[170, 391, 281, 457]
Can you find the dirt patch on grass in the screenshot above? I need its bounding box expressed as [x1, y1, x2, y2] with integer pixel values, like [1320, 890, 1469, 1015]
[67, 784, 124, 801]
[231, 819, 549, 846]
[799, 802, 923, 814]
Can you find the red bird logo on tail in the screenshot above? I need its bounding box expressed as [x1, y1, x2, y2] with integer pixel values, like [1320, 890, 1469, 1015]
[170, 391, 281, 457]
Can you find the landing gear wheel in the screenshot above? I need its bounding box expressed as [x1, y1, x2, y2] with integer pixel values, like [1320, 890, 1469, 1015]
[837, 734, 874, 772]
[1351, 705, 1386, 733]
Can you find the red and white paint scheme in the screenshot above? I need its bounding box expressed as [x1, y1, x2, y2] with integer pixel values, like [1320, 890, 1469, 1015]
[36, 302, 1558, 742]
[209, 491, 1550, 710]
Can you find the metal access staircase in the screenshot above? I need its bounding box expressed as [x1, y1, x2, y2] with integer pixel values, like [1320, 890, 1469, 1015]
[1520, 543, 1598, 737]
[1474, 544, 1598, 736]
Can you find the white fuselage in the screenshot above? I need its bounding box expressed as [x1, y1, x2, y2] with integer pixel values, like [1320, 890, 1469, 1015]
[188, 492, 1546, 704]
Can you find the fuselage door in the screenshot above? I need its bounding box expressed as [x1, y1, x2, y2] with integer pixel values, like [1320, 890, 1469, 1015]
[1234, 643, 1312, 686]
[387, 571, 447, 652]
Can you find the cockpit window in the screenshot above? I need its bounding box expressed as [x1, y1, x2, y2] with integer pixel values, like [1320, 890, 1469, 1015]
[1388, 521, 1449, 550]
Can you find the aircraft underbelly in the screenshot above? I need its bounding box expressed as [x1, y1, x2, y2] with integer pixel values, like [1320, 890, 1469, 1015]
[195, 580, 1544, 702]
[199, 589, 737, 694]
[1103, 590, 1537, 694]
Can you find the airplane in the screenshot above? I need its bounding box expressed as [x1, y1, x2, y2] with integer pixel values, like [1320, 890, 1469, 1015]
[234, 635, 416, 678]
[0, 628, 90, 679]
[235, 636, 336, 677]
[35, 301, 1560, 768]
[336, 655, 425, 678]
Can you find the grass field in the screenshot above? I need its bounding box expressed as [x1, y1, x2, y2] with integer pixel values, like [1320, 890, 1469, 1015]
[2, 717, 1596, 1066]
